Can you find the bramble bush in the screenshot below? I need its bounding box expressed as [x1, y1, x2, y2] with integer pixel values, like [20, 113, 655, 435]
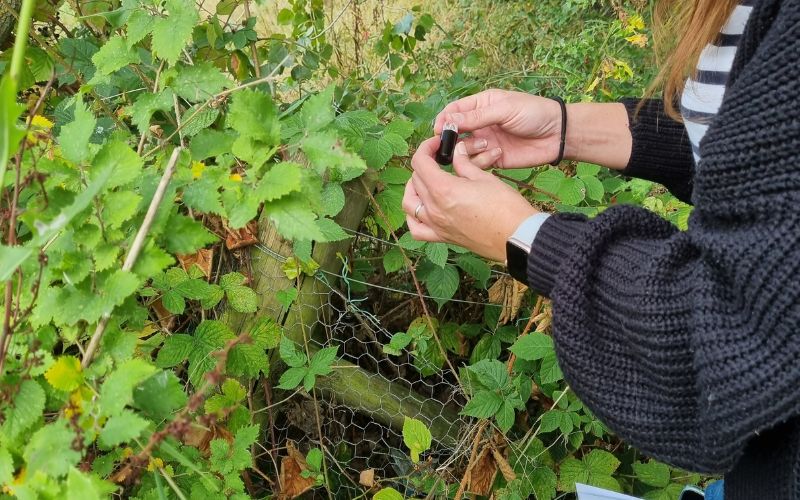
[0, 0, 702, 498]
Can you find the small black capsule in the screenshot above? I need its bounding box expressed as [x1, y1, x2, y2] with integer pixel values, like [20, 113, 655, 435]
[435, 123, 458, 165]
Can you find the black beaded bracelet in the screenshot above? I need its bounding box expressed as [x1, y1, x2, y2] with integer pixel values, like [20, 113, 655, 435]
[550, 96, 567, 166]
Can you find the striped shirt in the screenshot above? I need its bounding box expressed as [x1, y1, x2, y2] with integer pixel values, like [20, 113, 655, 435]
[681, 1, 755, 164]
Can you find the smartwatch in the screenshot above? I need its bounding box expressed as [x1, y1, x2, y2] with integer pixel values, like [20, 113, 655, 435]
[505, 213, 550, 284]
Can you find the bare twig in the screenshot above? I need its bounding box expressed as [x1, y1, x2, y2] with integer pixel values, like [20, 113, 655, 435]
[81, 148, 183, 368]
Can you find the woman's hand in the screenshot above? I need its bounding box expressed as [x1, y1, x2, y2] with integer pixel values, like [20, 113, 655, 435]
[433, 89, 564, 169]
[403, 137, 538, 263]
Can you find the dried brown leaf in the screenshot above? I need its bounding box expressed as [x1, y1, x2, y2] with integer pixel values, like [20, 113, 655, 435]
[465, 448, 497, 496]
[151, 298, 175, 332]
[359, 469, 375, 488]
[225, 220, 259, 250]
[278, 442, 315, 499]
[178, 248, 214, 278]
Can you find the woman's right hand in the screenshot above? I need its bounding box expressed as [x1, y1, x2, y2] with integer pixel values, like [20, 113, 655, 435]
[434, 89, 565, 169]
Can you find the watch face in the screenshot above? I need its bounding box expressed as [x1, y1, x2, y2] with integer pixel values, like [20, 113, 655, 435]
[506, 240, 529, 284]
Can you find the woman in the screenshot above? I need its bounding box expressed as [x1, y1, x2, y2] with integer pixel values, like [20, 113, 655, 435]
[402, 0, 800, 498]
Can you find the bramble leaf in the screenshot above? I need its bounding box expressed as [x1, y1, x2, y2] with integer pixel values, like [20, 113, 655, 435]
[402, 417, 432, 463]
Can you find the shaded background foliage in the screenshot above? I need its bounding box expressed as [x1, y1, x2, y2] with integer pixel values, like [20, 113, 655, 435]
[0, 0, 700, 498]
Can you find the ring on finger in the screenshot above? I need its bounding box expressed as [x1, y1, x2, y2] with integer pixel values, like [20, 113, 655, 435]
[414, 202, 424, 221]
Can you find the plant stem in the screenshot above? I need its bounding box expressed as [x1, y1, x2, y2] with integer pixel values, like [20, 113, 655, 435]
[8, 0, 34, 83]
[81, 147, 183, 368]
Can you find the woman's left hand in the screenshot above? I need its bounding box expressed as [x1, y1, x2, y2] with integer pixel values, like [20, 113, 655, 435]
[403, 137, 539, 263]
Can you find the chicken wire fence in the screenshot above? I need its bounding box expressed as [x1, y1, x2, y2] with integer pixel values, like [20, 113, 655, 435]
[225, 226, 552, 499]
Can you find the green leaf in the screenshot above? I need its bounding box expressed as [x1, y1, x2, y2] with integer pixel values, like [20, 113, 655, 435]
[185, 320, 234, 386]
[0, 379, 45, 440]
[99, 358, 157, 417]
[386, 118, 415, 140]
[299, 85, 335, 132]
[0, 245, 32, 282]
[316, 218, 349, 242]
[92, 35, 140, 75]
[380, 166, 412, 185]
[181, 104, 219, 137]
[360, 137, 394, 169]
[172, 62, 229, 102]
[99, 410, 150, 448]
[256, 162, 303, 202]
[576, 162, 601, 177]
[151, 0, 199, 65]
[425, 242, 448, 268]
[534, 168, 586, 205]
[92, 140, 143, 188]
[302, 131, 368, 182]
[402, 417, 432, 463]
[306, 448, 323, 471]
[279, 336, 307, 368]
[559, 449, 622, 493]
[424, 264, 459, 307]
[44, 355, 84, 392]
[163, 213, 217, 254]
[250, 317, 282, 350]
[126, 9, 155, 48]
[633, 460, 671, 488]
[375, 184, 405, 232]
[189, 128, 236, 161]
[467, 359, 509, 391]
[320, 183, 345, 216]
[264, 196, 325, 242]
[374, 487, 405, 500]
[24, 422, 81, 478]
[127, 89, 175, 132]
[59, 98, 96, 165]
[66, 468, 116, 500]
[227, 341, 268, 378]
[205, 378, 247, 414]
[103, 190, 142, 228]
[540, 351, 564, 384]
[495, 401, 516, 433]
[456, 255, 491, 289]
[383, 247, 405, 273]
[581, 175, 605, 202]
[133, 370, 188, 420]
[383, 132, 408, 156]
[460, 390, 503, 419]
[308, 346, 338, 377]
[277, 366, 307, 390]
[509, 333, 553, 361]
[228, 89, 280, 144]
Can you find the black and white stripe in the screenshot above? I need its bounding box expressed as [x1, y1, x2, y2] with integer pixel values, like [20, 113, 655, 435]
[681, 1, 755, 164]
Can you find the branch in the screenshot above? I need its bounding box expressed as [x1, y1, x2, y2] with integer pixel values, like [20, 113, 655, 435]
[81, 147, 182, 368]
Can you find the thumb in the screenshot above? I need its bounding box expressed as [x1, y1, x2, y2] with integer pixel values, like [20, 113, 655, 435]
[448, 103, 511, 132]
[452, 142, 487, 181]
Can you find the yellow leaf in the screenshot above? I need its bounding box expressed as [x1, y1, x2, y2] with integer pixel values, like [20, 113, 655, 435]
[30, 115, 54, 129]
[626, 14, 645, 31]
[625, 33, 648, 48]
[191, 161, 205, 179]
[44, 355, 84, 392]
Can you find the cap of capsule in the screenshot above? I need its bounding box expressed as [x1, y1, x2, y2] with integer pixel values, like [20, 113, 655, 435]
[435, 122, 459, 165]
[442, 122, 458, 133]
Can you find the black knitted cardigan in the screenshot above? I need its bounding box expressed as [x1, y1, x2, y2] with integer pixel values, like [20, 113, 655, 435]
[526, 0, 800, 498]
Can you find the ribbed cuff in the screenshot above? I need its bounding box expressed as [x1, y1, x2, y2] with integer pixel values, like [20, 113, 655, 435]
[526, 213, 589, 297]
[620, 98, 695, 203]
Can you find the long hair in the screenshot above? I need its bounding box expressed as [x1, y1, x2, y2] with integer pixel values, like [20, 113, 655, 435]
[651, 0, 740, 121]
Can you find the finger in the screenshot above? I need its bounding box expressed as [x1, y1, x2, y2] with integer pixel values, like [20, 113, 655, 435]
[459, 136, 491, 155]
[402, 179, 423, 217]
[406, 215, 444, 242]
[412, 137, 452, 186]
[452, 142, 490, 181]
[410, 172, 431, 203]
[434, 93, 487, 134]
[469, 147, 504, 170]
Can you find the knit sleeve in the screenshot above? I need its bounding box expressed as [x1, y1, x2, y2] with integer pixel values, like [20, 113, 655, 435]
[525, 1, 800, 475]
[619, 98, 695, 203]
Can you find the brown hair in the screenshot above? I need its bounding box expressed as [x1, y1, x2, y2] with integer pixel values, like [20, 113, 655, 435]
[651, 0, 740, 121]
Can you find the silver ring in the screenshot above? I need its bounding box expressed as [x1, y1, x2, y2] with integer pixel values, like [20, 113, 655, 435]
[414, 202, 424, 221]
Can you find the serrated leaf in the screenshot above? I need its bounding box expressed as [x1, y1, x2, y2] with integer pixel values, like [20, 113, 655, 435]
[227, 342, 268, 377]
[402, 417, 432, 463]
[172, 62, 229, 101]
[633, 460, 671, 488]
[576, 162, 601, 177]
[92, 140, 143, 188]
[163, 213, 217, 254]
[386, 118, 414, 140]
[190, 128, 236, 161]
[308, 346, 338, 377]
[277, 366, 306, 390]
[540, 351, 564, 384]
[467, 359, 509, 391]
[256, 162, 303, 202]
[380, 166, 411, 185]
[45, 355, 84, 392]
[151, 0, 199, 65]
[133, 370, 188, 420]
[24, 421, 81, 478]
[0, 379, 45, 440]
[181, 104, 219, 137]
[99, 358, 157, 417]
[126, 89, 174, 132]
[360, 137, 394, 169]
[495, 401, 516, 432]
[316, 217, 349, 242]
[265, 196, 325, 242]
[460, 390, 503, 418]
[299, 85, 335, 132]
[456, 255, 491, 289]
[582, 175, 605, 202]
[383, 247, 405, 273]
[99, 410, 149, 448]
[425, 242, 449, 268]
[279, 336, 307, 368]
[92, 35, 140, 75]
[103, 190, 142, 228]
[382, 132, 408, 156]
[126, 9, 154, 48]
[59, 99, 96, 165]
[424, 264, 459, 307]
[302, 131, 368, 182]
[509, 333, 553, 361]
[228, 89, 279, 144]
[320, 183, 345, 216]
[375, 184, 405, 232]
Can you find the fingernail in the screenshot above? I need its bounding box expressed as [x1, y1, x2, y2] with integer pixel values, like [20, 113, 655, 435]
[474, 138, 488, 149]
[455, 142, 467, 155]
[491, 147, 502, 157]
[449, 112, 464, 124]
